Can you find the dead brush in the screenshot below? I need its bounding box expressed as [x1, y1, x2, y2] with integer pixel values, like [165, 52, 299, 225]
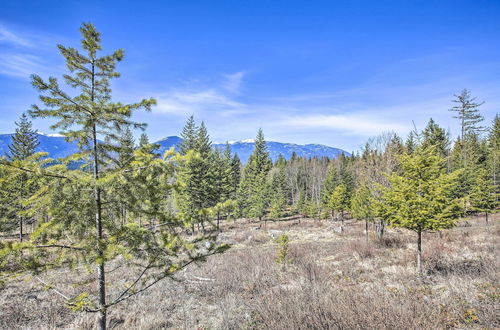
[376, 235, 407, 248]
[254, 280, 456, 330]
[345, 239, 377, 259]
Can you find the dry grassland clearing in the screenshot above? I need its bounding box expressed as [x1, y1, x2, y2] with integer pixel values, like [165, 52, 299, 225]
[1, 214, 498, 329]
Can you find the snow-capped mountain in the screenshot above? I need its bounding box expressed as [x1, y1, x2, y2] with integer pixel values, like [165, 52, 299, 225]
[0, 133, 350, 163]
[156, 136, 350, 163]
[0, 133, 80, 159]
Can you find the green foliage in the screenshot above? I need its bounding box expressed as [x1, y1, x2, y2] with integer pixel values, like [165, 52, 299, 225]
[237, 129, 272, 219]
[268, 166, 287, 219]
[296, 189, 307, 216]
[7, 113, 39, 161]
[381, 147, 464, 233]
[116, 126, 135, 169]
[320, 154, 354, 211]
[275, 234, 290, 270]
[421, 118, 450, 157]
[449, 89, 484, 140]
[0, 23, 228, 329]
[179, 115, 198, 155]
[350, 184, 373, 220]
[469, 166, 498, 217]
[328, 183, 350, 220]
[1, 114, 41, 237]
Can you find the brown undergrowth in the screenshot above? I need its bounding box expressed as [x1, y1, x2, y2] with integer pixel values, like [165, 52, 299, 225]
[0, 214, 498, 329]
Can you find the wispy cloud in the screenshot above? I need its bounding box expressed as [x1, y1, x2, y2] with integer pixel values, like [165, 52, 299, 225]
[155, 88, 246, 116]
[282, 113, 408, 136]
[222, 71, 246, 94]
[0, 53, 47, 78]
[0, 25, 32, 47]
[0, 23, 61, 79]
[148, 70, 253, 117]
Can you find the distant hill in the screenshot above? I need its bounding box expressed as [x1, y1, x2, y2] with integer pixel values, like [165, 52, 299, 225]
[0, 133, 350, 163]
[156, 136, 350, 163]
[0, 133, 80, 159]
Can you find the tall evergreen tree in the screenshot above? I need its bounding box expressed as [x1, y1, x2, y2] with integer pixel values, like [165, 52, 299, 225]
[230, 153, 241, 199]
[469, 166, 498, 223]
[179, 115, 198, 155]
[3, 113, 40, 240]
[268, 164, 287, 220]
[351, 184, 373, 238]
[380, 147, 463, 273]
[175, 118, 218, 232]
[449, 90, 485, 168]
[488, 115, 500, 203]
[0, 24, 228, 330]
[116, 126, 135, 168]
[27, 23, 156, 329]
[328, 182, 350, 225]
[7, 113, 39, 161]
[138, 132, 149, 148]
[405, 131, 418, 154]
[449, 89, 485, 140]
[421, 118, 450, 157]
[237, 129, 272, 224]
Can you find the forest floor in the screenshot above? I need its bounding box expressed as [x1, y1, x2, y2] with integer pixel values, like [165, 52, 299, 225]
[1, 213, 499, 329]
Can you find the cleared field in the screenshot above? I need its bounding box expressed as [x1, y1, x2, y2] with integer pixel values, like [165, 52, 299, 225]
[1, 214, 498, 329]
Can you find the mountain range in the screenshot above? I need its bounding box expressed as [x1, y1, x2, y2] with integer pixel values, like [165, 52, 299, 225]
[0, 133, 350, 163]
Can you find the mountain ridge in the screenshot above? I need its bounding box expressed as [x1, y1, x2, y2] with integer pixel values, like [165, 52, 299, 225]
[0, 133, 350, 163]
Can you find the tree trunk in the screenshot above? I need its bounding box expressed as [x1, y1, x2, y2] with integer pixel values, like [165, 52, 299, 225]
[485, 212, 489, 225]
[19, 217, 23, 241]
[365, 219, 368, 240]
[93, 123, 106, 330]
[217, 211, 220, 231]
[91, 61, 106, 330]
[377, 219, 385, 240]
[416, 230, 422, 275]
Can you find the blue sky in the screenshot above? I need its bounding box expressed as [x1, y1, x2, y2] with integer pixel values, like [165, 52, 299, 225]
[1, 0, 499, 151]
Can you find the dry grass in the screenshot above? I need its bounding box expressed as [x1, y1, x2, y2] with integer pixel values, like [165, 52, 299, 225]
[1, 214, 499, 329]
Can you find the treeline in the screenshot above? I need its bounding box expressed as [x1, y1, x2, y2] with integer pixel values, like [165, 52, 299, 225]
[171, 93, 499, 234]
[0, 23, 499, 329]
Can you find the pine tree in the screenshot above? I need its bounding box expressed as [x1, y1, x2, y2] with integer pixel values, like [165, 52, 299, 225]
[268, 165, 287, 220]
[421, 118, 450, 157]
[138, 132, 149, 148]
[470, 166, 498, 223]
[221, 144, 232, 199]
[321, 160, 341, 210]
[297, 188, 307, 217]
[449, 90, 484, 168]
[179, 115, 198, 155]
[449, 89, 485, 140]
[197, 121, 212, 157]
[237, 129, 272, 225]
[3, 113, 40, 240]
[116, 126, 135, 168]
[7, 113, 39, 161]
[230, 153, 241, 199]
[27, 23, 157, 329]
[380, 147, 463, 273]
[175, 118, 218, 232]
[405, 131, 418, 154]
[1, 23, 228, 330]
[328, 182, 350, 225]
[351, 184, 373, 238]
[488, 115, 500, 203]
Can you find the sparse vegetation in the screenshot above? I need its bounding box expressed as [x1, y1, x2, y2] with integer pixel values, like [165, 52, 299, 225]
[0, 215, 498, 329]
